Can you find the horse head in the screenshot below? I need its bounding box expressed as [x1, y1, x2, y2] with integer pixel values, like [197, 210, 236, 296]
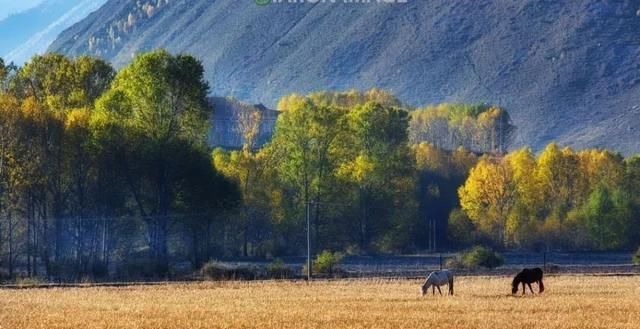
[511, 278, 519, 294]
[421, 281, 431, 296]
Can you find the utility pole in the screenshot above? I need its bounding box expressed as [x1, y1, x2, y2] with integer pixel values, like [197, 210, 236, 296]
[306, 200, 312, 281]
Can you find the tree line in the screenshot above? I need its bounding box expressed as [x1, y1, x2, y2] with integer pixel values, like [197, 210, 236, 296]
[0, 51, 237, 280]
[0, 52, 637, 282]
[409, 103, 516, 154]
[213, 90, 517, 257]
[458, 144, 640, 251]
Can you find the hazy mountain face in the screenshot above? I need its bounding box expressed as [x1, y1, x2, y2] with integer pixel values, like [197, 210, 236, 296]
[49, 0, 640, 154]
[0, 0, 44, 20]
[0, 0, 106, 64]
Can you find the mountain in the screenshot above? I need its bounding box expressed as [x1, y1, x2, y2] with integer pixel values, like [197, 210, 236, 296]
[0, 0, 44, 21]
[208, 97, 278, 149]
[0, 0, 106, 64]
[49, 0, 640, 154]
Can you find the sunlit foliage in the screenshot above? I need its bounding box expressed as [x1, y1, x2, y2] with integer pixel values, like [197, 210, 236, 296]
[410, 103, 515, 154]
[459, 144, 640, 250]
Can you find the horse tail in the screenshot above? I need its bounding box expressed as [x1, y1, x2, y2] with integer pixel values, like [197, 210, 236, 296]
[539, 273, 545, 293]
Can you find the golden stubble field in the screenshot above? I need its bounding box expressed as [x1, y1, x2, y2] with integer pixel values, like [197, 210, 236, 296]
[0, 275, 638, 329]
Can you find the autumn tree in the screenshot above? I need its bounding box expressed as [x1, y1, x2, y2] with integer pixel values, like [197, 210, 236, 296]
[459, 156, 516, 247]
[410, 103, 515, 154]
[535, 143, 580, 218]
[458, 141, 637, 250]
[414, 143, 478, 250]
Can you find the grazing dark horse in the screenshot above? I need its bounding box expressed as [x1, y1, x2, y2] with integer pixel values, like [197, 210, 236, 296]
[512, 268, 544, 295]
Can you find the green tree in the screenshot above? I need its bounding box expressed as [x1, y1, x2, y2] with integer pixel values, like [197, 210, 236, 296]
[13, 54, 115, 276]
[268, 95, 345, 253]
[623, 156, 640, 245]
[212, 147, 274, 257]
[447, 209, 476, 248]
[95, 49, 211, 272]
[340, 101, 414, 252]
[580, 185, 632, 250]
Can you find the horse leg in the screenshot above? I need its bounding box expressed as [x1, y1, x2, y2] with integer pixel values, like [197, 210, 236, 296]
[527, 283, 534, 294]
[432, 286, 435, 295]
[522, 283, 526, 295]
[437, 286, 442, 295]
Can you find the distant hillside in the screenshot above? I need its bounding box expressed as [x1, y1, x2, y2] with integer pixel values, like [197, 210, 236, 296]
[50, 0, 640, 154]
[0, 0, 44, 21]
[209, 97, 278, 150]
[0, 0, 106, 64]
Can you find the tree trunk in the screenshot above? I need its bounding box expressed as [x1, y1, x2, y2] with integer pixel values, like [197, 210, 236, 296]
[27, 197, 32, 277]
[205, 218, 212, 262]
[313, 198, 320, 252]
[359, 189, 368, 252]
[8, 211, 13, 277]
[41, 202, 50, 278]
[243, 222, 249, 257]
[192, 228, 200, 269]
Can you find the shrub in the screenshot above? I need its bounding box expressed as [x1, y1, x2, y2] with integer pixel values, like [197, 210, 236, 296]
[14, 276, 46, 286]
[201, 261, 231, 279]
[200, 261, 256, 281]
[265, 259, 294, 279]
[303, 250, 344, 276]
[633, 248, 640, 265]
[444, 257, 463, 270]
[545, 263, 561, 273]
[459, 245, 504, 269]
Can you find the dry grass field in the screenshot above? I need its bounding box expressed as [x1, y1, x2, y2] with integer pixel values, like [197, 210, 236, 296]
[0, 275, 639, 329]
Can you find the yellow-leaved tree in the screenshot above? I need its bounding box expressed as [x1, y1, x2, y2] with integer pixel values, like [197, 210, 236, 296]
[458, 156, 516, 246]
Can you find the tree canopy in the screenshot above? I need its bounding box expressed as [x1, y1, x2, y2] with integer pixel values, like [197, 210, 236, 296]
[0, 52, 637, 283]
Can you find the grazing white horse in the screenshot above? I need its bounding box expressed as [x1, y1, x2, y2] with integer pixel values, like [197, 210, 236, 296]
[421, 269, 454, 296]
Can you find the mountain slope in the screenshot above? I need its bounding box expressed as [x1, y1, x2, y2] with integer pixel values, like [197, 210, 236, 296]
[208, 97, 278, 149]
[0, 0, 106, 64]
[49, 0, 640, 154]
[0, 0, 44, 21]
